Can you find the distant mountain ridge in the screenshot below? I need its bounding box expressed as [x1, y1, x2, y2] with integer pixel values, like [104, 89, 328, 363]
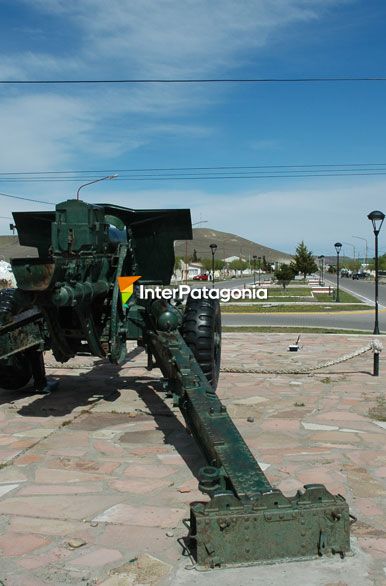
[175, 228, 292, 262]
[0, 235, 37, 261]
[0, 228, 292, 264]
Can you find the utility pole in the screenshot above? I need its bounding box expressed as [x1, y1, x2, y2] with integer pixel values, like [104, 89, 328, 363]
[352, 235, 368, 266]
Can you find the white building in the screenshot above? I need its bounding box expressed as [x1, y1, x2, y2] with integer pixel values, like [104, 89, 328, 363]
[172, 261, 205, 282]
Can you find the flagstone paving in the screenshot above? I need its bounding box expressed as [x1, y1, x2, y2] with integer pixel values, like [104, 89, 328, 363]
[0, 333, 384, 585]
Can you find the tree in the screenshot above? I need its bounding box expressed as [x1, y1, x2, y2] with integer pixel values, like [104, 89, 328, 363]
[342, 259, 361, 272]
[214, 259, 225, 271]
[229, 259, 248, 276]
[201, 258, 212, 272]
[201, 258, 225, 274]
[174, 256, 183, 271]
[291, 241, 318, 280]
[368, 254, 386, 271]
[274, 264, 295, 289]
[261, 256, 271, 273]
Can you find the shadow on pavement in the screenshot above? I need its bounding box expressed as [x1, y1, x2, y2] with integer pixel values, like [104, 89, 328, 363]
[126, 377, 205, 479]
[0, 353, 205, 480]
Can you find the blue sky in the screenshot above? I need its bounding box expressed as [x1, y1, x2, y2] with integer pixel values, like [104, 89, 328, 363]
[0, 0, 385, 256]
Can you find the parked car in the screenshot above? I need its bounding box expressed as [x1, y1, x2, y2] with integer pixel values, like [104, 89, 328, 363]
[193, 274, 209, 281]
[352, 272, 367, 280]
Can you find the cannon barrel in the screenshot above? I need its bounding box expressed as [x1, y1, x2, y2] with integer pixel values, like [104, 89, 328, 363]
[52, 280, 110, 307]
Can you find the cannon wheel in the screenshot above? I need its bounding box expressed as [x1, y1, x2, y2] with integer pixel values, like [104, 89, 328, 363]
[181, 296, 221, 391]
[0, 355, 32, 390]
[0, 289, 32, 390]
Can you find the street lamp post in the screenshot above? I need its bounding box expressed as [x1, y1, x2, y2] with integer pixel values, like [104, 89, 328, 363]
[184, 220, 208, 283]
[76, 174, 118, 200]
[334, 242, 342, 302]
[368, 210, 385, 335]
[209, 243, 217, 288]
[253, 255, 257, 287]
[352, 235, 368, 266]
[258, 256, 261, 286]
[318, 255, 325, 286]
[342, 241, 356, 261]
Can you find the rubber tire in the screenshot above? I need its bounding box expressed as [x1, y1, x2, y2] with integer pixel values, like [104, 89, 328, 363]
[181, 295, 221, 391]
[0, 355, 32, 390]
[0, 289, 32, 390]
[0, 288, 17, 324]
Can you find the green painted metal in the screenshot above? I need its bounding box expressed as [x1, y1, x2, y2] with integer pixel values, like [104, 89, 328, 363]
[0, 309, 45, 359]
[0, 289, 46, 360]
[190, 487, 350, 566]
[8, 200, 192, 362]
[145, 318, 351, 566]
[0, 198, 352, 567]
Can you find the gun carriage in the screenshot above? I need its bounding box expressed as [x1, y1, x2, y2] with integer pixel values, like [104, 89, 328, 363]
[0, 198, 351, 567]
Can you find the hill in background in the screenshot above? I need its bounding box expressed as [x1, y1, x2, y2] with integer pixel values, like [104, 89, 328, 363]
[175, 228, 292, 262]
[0, 235, 38, 261]
[0, 228, 292, 264]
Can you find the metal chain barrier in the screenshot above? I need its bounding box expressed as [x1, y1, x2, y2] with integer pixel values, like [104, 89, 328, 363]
[45, 340, 383, 375]
[220, 340, 383, 375]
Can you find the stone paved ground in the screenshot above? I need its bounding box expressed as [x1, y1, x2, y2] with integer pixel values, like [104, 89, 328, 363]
[0, 333, 385, 585]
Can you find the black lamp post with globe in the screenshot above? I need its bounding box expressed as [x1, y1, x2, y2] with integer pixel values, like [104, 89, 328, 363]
[209, 243, 218, 288]
[334, 243, 342, 302]
[253, 255, 257, 287]
[367, 210, 385, 335]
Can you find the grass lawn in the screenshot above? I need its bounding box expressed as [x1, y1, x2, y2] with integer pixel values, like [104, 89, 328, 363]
[226, 287, 363, 304]
[235, 287, 313, 302]
[221, 303, 372, 313]
[313, 290, 360, 303]
[266, 287, 312, 297]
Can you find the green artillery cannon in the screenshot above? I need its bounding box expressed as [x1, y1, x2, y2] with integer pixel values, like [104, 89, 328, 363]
[0, 198, 352, 567]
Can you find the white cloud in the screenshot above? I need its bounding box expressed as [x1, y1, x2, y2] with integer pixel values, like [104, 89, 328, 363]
[0, 0, 362, 251]
[0, 93, 95, 170]
[24, 1, 341, 78]
[69, 178, 385, 254]
[0, 0, 347, 170]
[75, 0, 314, 76]
[1, 177, 384, 254]
[0, 53, 82, 80]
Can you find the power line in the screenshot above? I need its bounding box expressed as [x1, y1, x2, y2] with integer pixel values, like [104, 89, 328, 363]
[0, 162, 385, 175]
[1, 77, 386, 85]
[1, 171, 386, 183]
[1, 165, 385, 205]
[0, 191, 54, 205]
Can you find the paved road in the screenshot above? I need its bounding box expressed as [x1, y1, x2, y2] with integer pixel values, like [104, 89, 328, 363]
[190, 275, 386, 331]
[324, 275, 386, 308]
[222, 309, 386, 331]
[218, 276, 386, 332]
[217, 275, 386, 306]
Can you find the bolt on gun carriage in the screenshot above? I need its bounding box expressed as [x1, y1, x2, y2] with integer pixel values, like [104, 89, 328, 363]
[0, 198, 352, 567]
